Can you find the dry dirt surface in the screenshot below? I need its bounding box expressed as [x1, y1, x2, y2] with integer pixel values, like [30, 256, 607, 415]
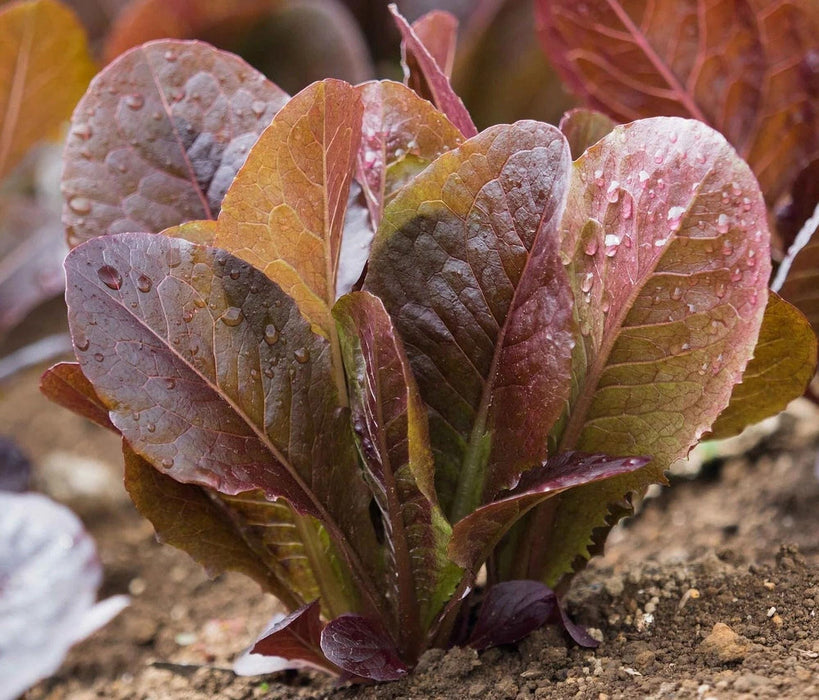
[2, 360, 817, 700]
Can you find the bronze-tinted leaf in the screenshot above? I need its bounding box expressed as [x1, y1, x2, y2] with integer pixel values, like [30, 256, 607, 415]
[65, 232, 384, 618]
[390, 4, 477, 139]
[356, 80, 463, 229]
[536, 0, 819, 225]
[39, 361, 115, 432]
[334, 291, 459, 655]
[516, 117, 772, 586]
[62, 39, 288, 247]
[0, 0, 95, 181]
[777, 218, 819, 336]
[708, 293, 817, 440]
[216, 79, 361, 345]
[365, 121, 575, 521]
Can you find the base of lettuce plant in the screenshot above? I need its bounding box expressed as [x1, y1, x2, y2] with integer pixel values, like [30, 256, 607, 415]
[41, 5, 814, 684]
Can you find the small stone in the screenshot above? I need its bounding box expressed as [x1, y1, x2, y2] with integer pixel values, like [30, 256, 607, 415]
[763, 580, 776, 590]
[771, 613, 783, 627]
[634, 650, 656, 669]
[699, 623, 751, 664]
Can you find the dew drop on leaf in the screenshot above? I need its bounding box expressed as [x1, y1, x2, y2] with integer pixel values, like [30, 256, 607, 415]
[97, 265, 122, 290]
[165, 379, 176, 390]
[72, 123, 92, 140]
[75, 336, 90, 352]
[136, 274, 152, 293]
[251, 100, 266, 117]
[606, 182, 619, 203]
[93, 352, 104, 362]
[164, 50, 177, 62]
[124, 93, 145, 110]
[220, 307, 244, 327]
[162, 457, 174, 468]
[146, 423, 156, 433]
[294, 347, 310, 364]
[264, 324, 280, 345]
[68, 196, 92, 215]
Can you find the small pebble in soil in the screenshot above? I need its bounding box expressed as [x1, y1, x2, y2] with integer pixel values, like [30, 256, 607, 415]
[698, 622, 751, 664]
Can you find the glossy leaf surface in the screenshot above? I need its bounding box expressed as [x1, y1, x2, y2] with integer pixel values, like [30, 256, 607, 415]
[62, 39, 288, 247]
[249, 600, 339, 674]
[708, 293, 817, 440]
[39, 361, 115, 432]
[529, 117, 771, 585]
[334, 292, 459, 650]
[217, 79, 361, 341]
[320, 614, 409, 681]
[390, 4, 477, 139]
[356, 80, 463, 230]
[365, 121, 575, 520]
[536, 0, 819, 219]
[449, 452, 648, 576]
[0, 0, 95, 181]
[64, 232, 382, 616]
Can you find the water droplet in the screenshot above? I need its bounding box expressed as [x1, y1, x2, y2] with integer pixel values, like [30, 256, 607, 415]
[742, 197, 752, 212]
[164, 49, 177, 62]
[75, 336, 90, 352]
[730, 182, 742, 196]
[73, 123, 93, 140]
[264, 324, 280, 345]
[638, 170, 650, 183]
[584, 237, 598, 256]
[657, 178, 666, 191]
[263, 367, 274, 378]
[294, 347, 310, 364]
[721, 240, 734, 256]
[601, 292, 611, 313]
[146, 422, 156, 433]
[250, 369, 259, 380]
[606, 181, 620, 203]
[394, 147, 406, 158]
[69, 196, 92, 215]
[182, 308, 194, 323]
[669, 131, 678, 143]
[594, 168, 604, 186]
[667, 206, 686, 231]
[604, 234, 620, 247]
[717, 214, 730, 234]
[165, 378, 176, 390]
[581, 272, 593, 293]
[731, 268, 742, 282]
[229, 268, 240, 280]
[92, 352, 104, 363]
[161, 457, 174, 468]
[220, 307, 243, 326]
[696, 152, 707, 164]
[653, 149, 664, 164]
[671, 287, 682, 300]
[167, 247, 182, 268]
[124, 93, 145, 110]
[97, 265, 122, 290]
[579, 319, 592, 336]
[715, 281, 727, 298]
[136, 274, 152, 293]
[622, 197, 633, 220]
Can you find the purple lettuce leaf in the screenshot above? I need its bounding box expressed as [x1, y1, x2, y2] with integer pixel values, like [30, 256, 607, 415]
[389, 4, 477, 139]
[333, 291, 460, 658]
[558, 108, 616, 160]
[64, 231, 384, 620]
[40, 362, 116, 433]
[320, 614, 409, 682]
[62, 39, 288, 247]
[364, 121, 575, 522]
[0, 491, 128, 700]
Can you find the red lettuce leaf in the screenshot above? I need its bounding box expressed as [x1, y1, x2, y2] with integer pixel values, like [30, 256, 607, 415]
[39, 361, 115, 432]
[64, 231, 384, 619]
[334, 291, 460, 657]
[449, 452, 648, 576]
[247, 600, 340, 675]
[356, 80, 463, 231]
[364, 121, 575, 521]
[389, 4, 477, 139]
[558, 108, 616, 161]
[62, 39, 288, 247]
[407, 10, 458, 84]
[320, 614, 409, 681]
[506, 117, 772, 586]
[535, 0, 819, 234]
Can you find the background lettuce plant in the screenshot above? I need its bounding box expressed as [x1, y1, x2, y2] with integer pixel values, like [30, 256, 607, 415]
[42, 6, 816, 681]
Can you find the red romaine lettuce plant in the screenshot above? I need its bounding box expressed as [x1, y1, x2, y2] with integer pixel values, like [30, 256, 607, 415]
[42, 6, 814, 682]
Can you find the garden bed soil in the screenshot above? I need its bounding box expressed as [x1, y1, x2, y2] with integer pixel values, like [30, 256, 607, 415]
[2, 358, 817, 700]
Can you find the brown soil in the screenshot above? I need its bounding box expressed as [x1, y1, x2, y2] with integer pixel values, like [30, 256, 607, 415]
[3, 357, 818, 700]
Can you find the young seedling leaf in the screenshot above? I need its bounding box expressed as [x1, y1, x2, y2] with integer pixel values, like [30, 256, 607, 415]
[320, 614, 409, 681]
[0, 0, 95, 181]
[39, 362, 115, 432]
[449, 452, 649, 576]
[356, 80, 463, 230]
[0, 195, 67, 338]
[365, 121, 575, 520]
[467, 579, 558, 650]
[334, 291, 460, 654]
[0, 436, 31, 493]
[0, 491, 128, 700]
[708, 293, 817, 440]
[64, 232, 384, 619]
[62, 39, 288, 247]
[247, 600, 339, 675]
[515, 117, 772, 586]
[535, 0, 819, 228]
[559, 109, 616, 160]
[390, 4, 477, 139]
[216, 79, 361, 344]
